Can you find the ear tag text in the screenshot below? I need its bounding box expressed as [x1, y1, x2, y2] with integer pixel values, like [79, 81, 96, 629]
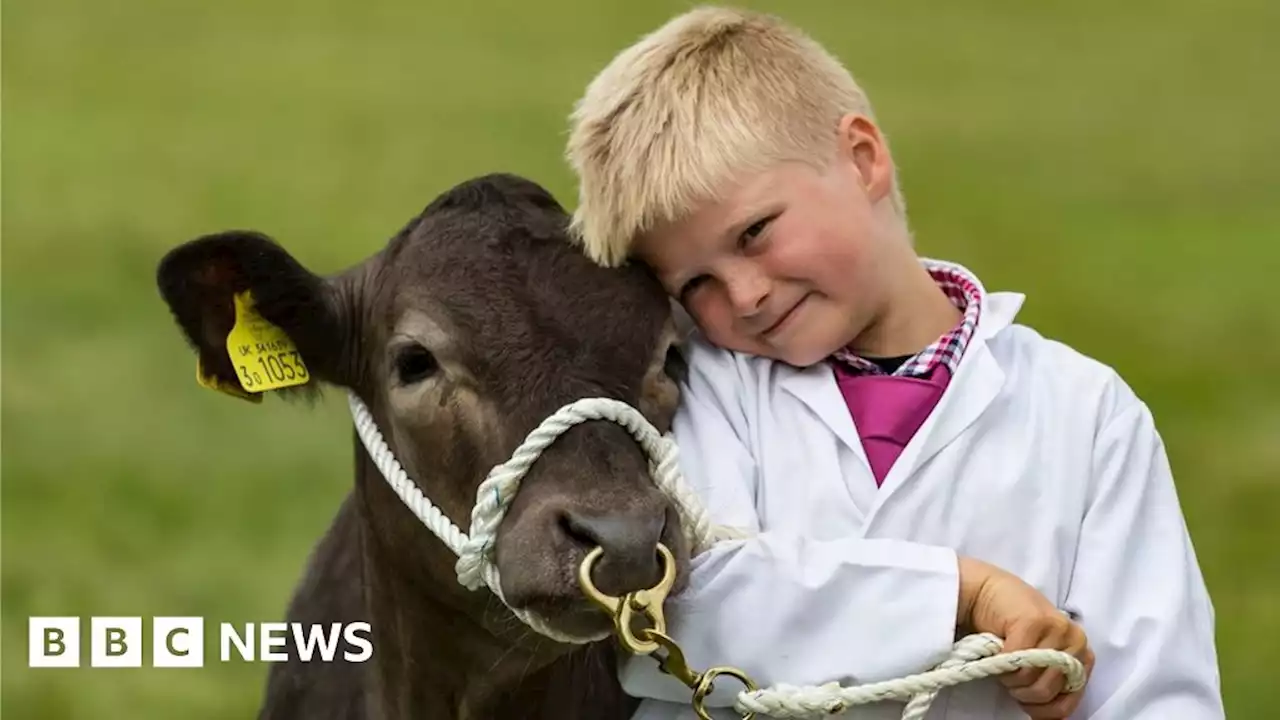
[224, 291, 310, 393]
[197, 356, 263, 403]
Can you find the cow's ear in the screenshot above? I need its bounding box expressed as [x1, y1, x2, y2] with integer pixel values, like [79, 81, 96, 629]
[156, 230, 356, 402]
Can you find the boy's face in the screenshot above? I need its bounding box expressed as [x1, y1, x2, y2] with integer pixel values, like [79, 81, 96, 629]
[634, 114, 905, 367]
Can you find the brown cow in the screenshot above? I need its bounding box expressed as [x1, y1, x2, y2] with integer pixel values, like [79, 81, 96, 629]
[156, 173, 693, 719]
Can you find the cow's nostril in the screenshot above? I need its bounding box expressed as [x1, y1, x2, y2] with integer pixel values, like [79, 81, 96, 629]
[560, 508, 665, 596]
[558, 510, 598, 549]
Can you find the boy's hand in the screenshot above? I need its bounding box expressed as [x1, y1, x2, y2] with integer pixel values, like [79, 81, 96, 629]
[958, 556, 1095, 719]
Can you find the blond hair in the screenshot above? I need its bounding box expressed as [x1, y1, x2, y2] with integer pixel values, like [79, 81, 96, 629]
[565, 5, 907, 267]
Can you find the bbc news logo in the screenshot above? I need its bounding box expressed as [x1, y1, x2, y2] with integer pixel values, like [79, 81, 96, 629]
[29, 617, 373, 668]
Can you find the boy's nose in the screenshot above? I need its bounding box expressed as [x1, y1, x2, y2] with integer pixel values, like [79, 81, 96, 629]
[726, 268, 769, 317]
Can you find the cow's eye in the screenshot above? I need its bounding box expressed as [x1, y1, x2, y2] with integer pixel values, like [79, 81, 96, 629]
[395, 344, 439, 385]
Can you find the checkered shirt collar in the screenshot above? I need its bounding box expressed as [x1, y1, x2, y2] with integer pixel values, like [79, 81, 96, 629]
[831, 261, 984, 378]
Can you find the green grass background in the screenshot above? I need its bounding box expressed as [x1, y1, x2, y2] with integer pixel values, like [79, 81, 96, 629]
[4, 0, 1277, 717]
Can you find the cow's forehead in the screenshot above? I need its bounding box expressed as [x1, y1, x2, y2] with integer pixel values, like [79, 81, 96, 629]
[358, 201, 672, 402]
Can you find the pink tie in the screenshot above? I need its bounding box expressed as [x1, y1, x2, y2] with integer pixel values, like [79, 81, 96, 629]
[832, 363, 952, 486]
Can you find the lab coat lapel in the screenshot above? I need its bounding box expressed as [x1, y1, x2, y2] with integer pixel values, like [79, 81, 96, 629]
[778, 363, 880, 515]
[866, 290, 1025, 519]
[779, 363, 866, 463]
[775, 284, 1026, 521]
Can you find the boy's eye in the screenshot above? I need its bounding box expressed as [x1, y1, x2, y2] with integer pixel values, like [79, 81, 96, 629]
[739, 216, 774, 247]
[678, 275, 708, 300]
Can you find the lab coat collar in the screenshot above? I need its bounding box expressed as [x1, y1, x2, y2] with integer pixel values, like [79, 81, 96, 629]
[917, 256, 1025, 343]
[780, 257, 1026, 518]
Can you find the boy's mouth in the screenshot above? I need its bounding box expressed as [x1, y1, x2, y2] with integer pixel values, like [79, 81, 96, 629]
[761, 295, 810, 339]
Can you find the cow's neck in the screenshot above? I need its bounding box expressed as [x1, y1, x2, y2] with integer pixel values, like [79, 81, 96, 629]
[359, 546, 551, 718]
[353, 447, 635, 719]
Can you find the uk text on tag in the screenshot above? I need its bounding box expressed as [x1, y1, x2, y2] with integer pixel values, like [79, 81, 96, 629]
[224, 291, 311, 393]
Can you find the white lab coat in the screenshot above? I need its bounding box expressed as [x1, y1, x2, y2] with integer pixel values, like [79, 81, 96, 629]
[623, 261, 1223, 719]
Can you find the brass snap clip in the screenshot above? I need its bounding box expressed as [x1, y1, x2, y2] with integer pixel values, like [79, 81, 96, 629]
[578, 542, 677, 655]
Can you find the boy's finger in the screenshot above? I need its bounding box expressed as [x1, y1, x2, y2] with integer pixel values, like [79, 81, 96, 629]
[997, 623, 1035, 688]
[1000, 667, 1044, 691]
[998, 619, 1053, 688]
[1007, 667, 1065, 705]
[1015, 637, 1092, 719]
[1019, 689, 1084, 719]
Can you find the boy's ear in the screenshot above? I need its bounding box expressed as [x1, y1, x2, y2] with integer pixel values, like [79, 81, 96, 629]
[155, 230, 356, 401]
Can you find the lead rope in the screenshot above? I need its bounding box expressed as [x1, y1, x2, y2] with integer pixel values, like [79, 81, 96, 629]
[346, 390, 1084, 719]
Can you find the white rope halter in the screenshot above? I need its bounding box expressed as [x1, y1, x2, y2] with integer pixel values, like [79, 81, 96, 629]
[347, 390, 742, 643]
[345, 389, 1084, 719]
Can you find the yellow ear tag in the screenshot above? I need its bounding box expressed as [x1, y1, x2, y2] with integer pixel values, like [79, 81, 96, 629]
[222, 291, 311, 394]
[197, 356, 263, 403]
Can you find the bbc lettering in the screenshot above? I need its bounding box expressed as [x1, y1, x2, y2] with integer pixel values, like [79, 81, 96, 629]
[29, 617, 372, 668]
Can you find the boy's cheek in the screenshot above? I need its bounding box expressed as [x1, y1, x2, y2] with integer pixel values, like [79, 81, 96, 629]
[691, 315, 757, 355]
[682, 302, 727, 339]
[684, 297, 725, 334]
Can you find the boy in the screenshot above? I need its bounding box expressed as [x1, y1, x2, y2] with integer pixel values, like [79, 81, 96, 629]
[564, 6, 1223, 720]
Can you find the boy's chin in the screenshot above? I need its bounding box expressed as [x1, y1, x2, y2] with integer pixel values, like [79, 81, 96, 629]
[760, 310, 858, 367]
[714, 324, 849, 367]
[776, 347, 838, 368]
[762, 337, 845, 368]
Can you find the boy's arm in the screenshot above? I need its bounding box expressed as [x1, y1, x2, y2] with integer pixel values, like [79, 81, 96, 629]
[1063, 386, 1224, 718]
[618, 342, 962, 706]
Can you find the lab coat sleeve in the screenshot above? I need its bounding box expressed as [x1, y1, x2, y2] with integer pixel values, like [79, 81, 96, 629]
[618, 341, 961, 708]
[1064, 389, 1224, 718]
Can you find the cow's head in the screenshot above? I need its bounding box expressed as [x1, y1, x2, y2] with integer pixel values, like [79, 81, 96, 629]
[156, 173, 690, 642]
